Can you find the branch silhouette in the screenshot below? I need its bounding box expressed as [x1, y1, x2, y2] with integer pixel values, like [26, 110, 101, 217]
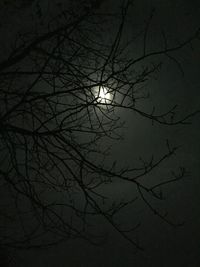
[0, 0, 199, 252]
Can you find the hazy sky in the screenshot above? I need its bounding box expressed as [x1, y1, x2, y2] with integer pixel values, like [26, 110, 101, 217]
[1, 0, 200, 266]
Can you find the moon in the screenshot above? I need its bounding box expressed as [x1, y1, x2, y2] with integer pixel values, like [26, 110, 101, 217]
[94, 86, 112, 104]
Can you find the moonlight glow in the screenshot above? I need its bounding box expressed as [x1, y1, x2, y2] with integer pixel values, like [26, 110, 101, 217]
[94, 86, 112, 104]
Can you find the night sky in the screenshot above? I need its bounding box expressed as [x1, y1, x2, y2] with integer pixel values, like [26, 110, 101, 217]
[0, 0, 200, 266]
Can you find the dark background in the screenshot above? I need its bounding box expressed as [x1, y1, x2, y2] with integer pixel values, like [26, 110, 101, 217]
[0, 0, 200, 266]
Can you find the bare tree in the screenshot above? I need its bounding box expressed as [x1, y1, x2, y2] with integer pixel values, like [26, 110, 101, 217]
[0, 0, 199, 252]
